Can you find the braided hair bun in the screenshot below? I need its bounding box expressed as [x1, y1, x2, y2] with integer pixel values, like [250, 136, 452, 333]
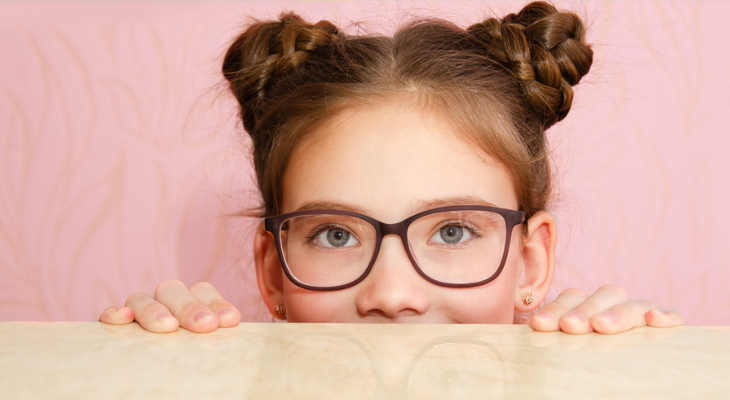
[222, 14, 339, 134]
[468, 1, 593, 128]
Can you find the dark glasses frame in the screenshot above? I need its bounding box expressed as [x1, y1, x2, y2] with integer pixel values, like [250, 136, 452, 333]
[264, 205, 526, 291]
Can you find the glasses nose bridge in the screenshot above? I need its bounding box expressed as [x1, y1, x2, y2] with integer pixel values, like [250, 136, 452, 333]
[372, 219, 415, 265]
[371, 220, 416, 271]
[377, 220, 409, 243]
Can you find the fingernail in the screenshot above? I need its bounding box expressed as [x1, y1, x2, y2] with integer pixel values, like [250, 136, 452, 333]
[156, 312, 175, 321]
[218, 308, 235, 317]
[534, 311, 553, 321]
[597, 311, 619, 324]
[193, 311, 215, 323]
[563, 311, 586, 322]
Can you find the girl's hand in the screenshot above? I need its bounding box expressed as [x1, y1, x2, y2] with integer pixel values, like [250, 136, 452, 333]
[99, 280, 241, 333]
[529, 284, 684, 334]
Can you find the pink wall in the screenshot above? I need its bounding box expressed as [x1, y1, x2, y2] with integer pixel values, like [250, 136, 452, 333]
[1, 1, 728, 325]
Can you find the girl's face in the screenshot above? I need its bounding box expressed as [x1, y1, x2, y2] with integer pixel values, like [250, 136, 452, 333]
[255, 100, 555, 323]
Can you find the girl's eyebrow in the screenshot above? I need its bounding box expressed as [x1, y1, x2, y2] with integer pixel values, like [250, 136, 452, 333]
[410, 196, 499, 214]
[294, 196, 499, 216]
[294, 200, 368, 215]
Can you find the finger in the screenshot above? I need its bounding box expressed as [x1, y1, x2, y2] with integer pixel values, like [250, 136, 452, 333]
[154, 279, 219, 333]
[559, 284, 628, 334]
[530, 288, 589, 332]
[589, 300, 657, 334]
[125, 293, 180, 333]
[99, 306, 135, 325]
[189, 282, 241, 328]
[645, 309, 684, 328]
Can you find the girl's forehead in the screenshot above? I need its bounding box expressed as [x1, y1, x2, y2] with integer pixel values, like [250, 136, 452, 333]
[298, 99, 500, 163]
[280, 102, 519, 220]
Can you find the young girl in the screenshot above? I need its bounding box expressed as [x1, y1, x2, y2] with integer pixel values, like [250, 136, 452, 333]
[100, 1, 683, 334]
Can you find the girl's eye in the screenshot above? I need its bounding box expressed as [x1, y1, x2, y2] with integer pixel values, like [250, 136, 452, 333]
[431, 225, 474, 245]
[313, 228, 359, 248]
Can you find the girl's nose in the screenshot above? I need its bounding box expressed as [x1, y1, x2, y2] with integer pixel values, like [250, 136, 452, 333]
[355, 236, 431, 320]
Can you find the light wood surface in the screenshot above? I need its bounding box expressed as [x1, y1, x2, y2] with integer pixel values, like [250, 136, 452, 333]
[1, 322, 728, 399]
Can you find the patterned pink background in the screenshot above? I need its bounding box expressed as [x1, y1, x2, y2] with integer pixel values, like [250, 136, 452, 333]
[1, 1, 729, 325]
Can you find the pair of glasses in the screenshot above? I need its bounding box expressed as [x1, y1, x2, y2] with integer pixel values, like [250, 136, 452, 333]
[264, 205, 525, 291]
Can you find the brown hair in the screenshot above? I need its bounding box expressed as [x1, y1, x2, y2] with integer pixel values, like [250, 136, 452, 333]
[222, 1, 593, 222]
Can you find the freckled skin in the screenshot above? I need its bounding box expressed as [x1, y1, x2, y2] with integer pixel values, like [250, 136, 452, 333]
[262, 101, 526, 323]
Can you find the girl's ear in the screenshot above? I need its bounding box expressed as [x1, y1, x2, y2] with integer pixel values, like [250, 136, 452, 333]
[514, 211, 557, 312]
[254, 221, 286, 319]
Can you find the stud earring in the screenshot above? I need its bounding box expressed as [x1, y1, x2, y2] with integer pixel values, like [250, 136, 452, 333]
[275, 303, 286, 318]
[522, 292, 533, 306]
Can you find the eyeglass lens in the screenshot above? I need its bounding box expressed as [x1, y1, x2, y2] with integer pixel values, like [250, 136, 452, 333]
[279, 210, 507, 288]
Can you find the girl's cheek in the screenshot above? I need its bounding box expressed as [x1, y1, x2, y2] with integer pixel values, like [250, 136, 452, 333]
[453, 291, 515, 324]
[284, 289, 357, 323]
[450, 260, 519, 324]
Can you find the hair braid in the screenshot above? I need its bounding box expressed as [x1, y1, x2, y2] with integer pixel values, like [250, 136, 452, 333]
[468, 1, 593, 128]
[222, 13, 339, 134]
